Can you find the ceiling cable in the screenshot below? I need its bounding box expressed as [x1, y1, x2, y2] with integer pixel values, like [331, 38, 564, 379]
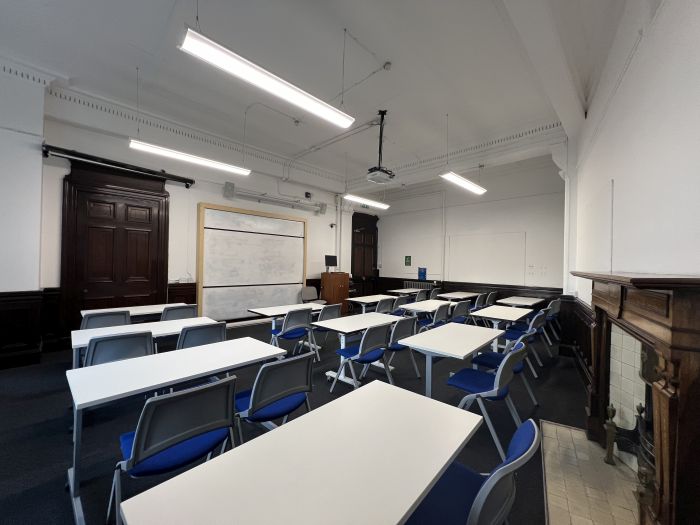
[341, 29, 347, 108]
[195, 0, 201, 30]
[136, 67, 140, 137]
[445, 113, 449, 165]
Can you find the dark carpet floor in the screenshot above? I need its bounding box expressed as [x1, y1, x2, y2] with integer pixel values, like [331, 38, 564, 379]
[0, 322, 586, 524]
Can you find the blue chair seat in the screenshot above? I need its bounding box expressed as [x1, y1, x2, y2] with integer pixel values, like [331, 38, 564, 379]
[235, 390, 307, 422]
[406, 462, 486, 525]
[388, 342, 407, 352]
[391, 310, 405, 316]
[472, 352, 524, 374]
[447, 368, 509, 400]
[451, 315, 468, 324]
[336, 345, 385, 363]
[271, 327, 307, 339]
[504, 327, 533, 340]
[120, 428, 228, 477]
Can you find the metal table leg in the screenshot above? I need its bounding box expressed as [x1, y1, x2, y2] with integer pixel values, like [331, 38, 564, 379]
[325, 333, 360, 388]
[67, 406, 86, 524]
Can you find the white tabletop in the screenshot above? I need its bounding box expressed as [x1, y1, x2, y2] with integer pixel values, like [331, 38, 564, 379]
[496, 296, 546, 307]
[470, 305, 533, 322]
[400, 299, 452, 313]
[312, 312, 398, 334]
[80, 303, 187, 317]
[120, 381, 482, 525]
[71, 317, 217, 349]
[346, 294, 396, 304]
[399, 323, 504, 359]
[248, 303, 324, 317]
[436, 291, 480, 301]
[387, 288, 422, 294]
[67, 337, 284, 410]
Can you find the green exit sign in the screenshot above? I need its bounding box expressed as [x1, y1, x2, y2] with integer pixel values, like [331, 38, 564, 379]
[405, 256, 411, 266]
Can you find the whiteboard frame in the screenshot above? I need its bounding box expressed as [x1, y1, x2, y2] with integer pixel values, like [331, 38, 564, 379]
[196, 202, 307, 317]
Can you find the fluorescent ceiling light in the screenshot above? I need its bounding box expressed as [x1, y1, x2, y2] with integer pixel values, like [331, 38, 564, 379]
[129, 139, 250, 176]
[179, 28, 355, 129]
[439, 171, 487, 195]
[343, 194, 390, 210]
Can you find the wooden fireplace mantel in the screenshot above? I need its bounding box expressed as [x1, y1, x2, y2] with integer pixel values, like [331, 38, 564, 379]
[572, 271, 700, 525]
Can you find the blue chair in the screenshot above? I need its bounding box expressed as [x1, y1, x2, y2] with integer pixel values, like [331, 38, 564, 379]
[429, 287, 442, 299]
[176, 322, 227, 349]
[80, 310, 131, 330]
[271, 307, 316, 359]
[415, 289, 429, 302]
[418, 303, 450, 332]
[235, 353, 314, 442]
[311, 304, 341, 348]
[330, 323, 393, 392]
[545, 298, 562, 340]
[83, 332, 154, 367]
[386, 316, 421, 378]
[472, 339, 539, 408]
[450, 300, 472, 324]
[406, 419, 541, 525]
[504, 310, 551, 362]
[375, 297, 395, 314]
[468, 293, 487, 324]
[107, 376, 237, 525]
[160, 304, 198, 321]
[448, 343, 527, 459]
[391, 295, 411, 316]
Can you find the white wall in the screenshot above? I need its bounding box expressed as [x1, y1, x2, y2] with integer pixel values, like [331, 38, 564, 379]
[39, 119, 352, 289]
[573, 0, 700, 303]
[0, 71, 46, 292]
[378, 157, 565, 287]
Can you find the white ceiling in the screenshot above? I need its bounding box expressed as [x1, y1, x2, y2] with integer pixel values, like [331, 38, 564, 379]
[0, 0, 623, 183]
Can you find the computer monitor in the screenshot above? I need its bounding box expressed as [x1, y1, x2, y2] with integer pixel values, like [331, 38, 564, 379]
[325, 255, 338, 273]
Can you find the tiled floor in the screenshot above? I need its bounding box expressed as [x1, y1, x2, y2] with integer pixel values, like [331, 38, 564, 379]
[542, 421, 639, 525]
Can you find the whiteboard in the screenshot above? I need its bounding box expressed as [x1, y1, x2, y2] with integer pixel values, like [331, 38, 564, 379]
[446, 232, 526, 285]
[199, 205, 306, 320]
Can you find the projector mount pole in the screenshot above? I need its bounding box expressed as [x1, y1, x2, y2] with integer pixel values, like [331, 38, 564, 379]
[377, 109, 387, 167]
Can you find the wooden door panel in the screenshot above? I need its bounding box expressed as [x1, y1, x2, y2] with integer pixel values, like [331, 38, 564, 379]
[85, 226, 116, 282]
[124, 229, 152, 281]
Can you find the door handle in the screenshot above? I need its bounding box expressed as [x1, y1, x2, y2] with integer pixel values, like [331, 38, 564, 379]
[83, 289, 88, 293]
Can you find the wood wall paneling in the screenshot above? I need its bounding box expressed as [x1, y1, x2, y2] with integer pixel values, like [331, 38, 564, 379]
[0, 291, 42, 368]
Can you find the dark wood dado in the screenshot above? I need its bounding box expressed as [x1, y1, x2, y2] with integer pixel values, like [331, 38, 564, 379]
[376, 276, 562, 300]
[0, 291, 43, 368]
[572, 271, 700, 525]
[167, 282, 197, 305]
[559, 296, 596, 390]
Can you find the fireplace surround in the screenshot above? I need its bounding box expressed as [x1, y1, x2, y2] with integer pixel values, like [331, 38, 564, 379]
[571, 272, 700, 525]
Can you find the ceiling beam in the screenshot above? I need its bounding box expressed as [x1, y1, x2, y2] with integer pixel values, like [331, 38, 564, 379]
[497, 0, 585, 145]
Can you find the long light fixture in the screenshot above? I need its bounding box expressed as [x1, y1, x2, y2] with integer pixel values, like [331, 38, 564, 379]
[343, 194, 390, 210]
[129, 139, 251, 176]
[179, 28, 355, 129]
[440, 171, 487, 195]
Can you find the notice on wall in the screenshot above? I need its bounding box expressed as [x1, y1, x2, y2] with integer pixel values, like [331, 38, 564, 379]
[405, 255, 411, 266]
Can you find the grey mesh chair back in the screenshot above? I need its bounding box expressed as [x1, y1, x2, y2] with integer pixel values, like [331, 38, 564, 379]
[493, 342, 528, 391]
[415, 289, 429, 302]
[161, 305, 198, 321]
[300, 286, 319, 302]
[389, 317, 416, 345]
[317, 304, 341, 322]
[473, 294, 486, 309]
[249, 353, 314, 415]
[433, 303, 450, 324]
[375, 298, 394, 314]
[80, 311, 131, 330]
[429, 288, 442, 299]
[467, 419, 541, 525]
[358, 323, 391, 358]
[126, 375, 236, 470]
[485, 292, 497, 306]
[281, 308, 312, 333]
[548, 298, 561, 316]
[176, 322, 227, 350]
[452, 300, 471, 319]
[84, 331, 154, 367]
[529, 310, 547, 331]
[392, 295, 410, 311]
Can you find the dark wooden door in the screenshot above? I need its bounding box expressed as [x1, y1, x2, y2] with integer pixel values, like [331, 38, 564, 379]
[351, 213, 379, 296]
[61, 163, 169, 328]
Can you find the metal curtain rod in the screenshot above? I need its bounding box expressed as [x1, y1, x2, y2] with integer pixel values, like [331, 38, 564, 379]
[42, 144, 196, 188]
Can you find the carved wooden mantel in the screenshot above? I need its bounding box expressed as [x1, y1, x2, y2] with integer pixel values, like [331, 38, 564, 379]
[571, 271, 700, 525]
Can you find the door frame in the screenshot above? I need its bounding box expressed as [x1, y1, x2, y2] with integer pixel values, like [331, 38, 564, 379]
[60, 162, 169, 327]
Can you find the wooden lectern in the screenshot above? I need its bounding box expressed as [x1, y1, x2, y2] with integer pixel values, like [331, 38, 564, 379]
[320, 272, 349, 313]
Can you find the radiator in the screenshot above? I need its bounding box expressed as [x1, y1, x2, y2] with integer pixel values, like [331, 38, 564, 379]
[403, 280, 433, 290]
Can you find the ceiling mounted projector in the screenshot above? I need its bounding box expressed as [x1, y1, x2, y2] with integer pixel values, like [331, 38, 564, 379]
[367, 110, 395, 184]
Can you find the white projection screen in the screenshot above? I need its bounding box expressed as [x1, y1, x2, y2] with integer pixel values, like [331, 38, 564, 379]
[197, 204, 307, 320]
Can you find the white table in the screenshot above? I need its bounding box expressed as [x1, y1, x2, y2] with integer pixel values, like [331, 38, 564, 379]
[399, 323, 504, 398]
[70, 317, 218, 369]
[80, 303, 188, 318]
[249, 303, 324, 329]
[346, 294, 396, 313]
[470, 305, 533, 350]
[120, 381, 483, 525]
[66, 337, 285, 525]
[437, 291, 480, 301]
[497, 296, 545, 307]
[386, 288, 422, 295]
[313, 312, 398, 387]
[400, 299, 452, 315]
